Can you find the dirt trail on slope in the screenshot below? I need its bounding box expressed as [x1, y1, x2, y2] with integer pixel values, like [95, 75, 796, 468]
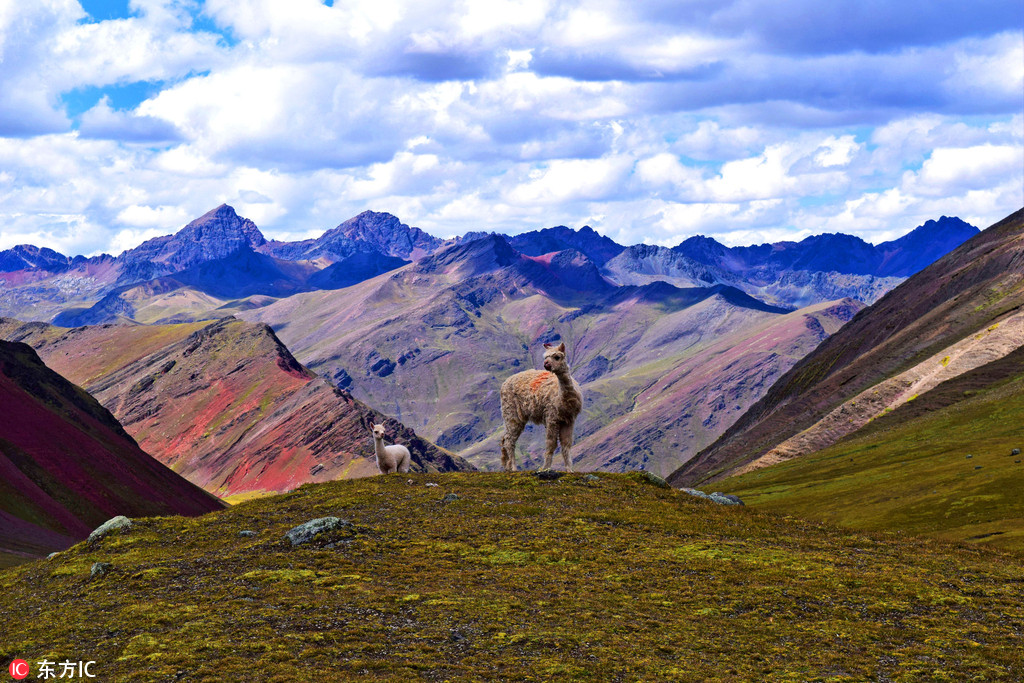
[731, 308, 1024, 476]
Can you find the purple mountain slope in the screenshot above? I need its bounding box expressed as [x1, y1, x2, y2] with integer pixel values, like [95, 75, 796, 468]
[0, 339, 223, 565]
[509, 225, 625, 266]
[875, 216, 979, 277]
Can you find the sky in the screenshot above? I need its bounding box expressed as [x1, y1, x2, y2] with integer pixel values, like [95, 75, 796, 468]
[0, 0, 1021, 257]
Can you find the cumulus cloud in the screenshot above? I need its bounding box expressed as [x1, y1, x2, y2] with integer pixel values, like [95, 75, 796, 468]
[78, 97, 183, 142]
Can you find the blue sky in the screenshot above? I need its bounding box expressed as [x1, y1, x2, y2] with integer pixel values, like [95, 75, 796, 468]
[0, 0, 1021, 256]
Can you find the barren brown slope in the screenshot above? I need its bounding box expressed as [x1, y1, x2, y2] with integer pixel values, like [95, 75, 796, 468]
[571, 299, 862, 477]
[0, 340, 222, 566]
[0, 318, 470, 498]
[670, 207, 1024, 486]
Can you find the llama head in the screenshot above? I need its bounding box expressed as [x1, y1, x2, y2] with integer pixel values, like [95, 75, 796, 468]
[370, 423, 386, 439]
[542, 342, 570, 374]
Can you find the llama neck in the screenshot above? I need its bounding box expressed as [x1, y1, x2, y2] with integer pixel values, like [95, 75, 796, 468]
[373, 437, 387, 459]
[554, 370, 579, 394]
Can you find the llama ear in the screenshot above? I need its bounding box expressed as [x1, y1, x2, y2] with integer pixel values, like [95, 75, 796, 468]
[557, 342, 565, 352]
[543, 342, 553, 349]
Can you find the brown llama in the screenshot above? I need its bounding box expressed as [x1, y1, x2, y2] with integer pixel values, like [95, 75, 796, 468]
[499, 342, 582, 472]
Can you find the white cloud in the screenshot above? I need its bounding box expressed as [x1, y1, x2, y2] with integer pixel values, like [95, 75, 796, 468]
[814, 135, 860, 168]
[504, 156, 633, 205]
[908, 144, 1022, 195]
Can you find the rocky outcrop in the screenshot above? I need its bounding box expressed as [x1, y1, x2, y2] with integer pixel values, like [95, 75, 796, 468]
[117, 204, 267, 282]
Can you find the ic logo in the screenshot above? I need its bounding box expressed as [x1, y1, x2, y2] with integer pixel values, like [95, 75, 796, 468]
[9, 659, 29, 680]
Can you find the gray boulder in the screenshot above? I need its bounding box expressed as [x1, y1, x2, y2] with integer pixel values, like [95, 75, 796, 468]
[632, 470, 670, 488]
[90, 562, 112, 578]
[680, 488, 712, 500]
[710, 492, 745, 506]
[89, 516, 132, 542]
[285, 517, 351, 546]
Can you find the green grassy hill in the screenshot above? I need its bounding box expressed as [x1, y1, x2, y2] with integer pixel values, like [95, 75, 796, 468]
[2, 473, 1022, 681]
[712, 346, 1024, 553]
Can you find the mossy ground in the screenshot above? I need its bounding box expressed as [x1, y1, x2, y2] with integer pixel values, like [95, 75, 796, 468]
[2, 473, 1023, 681]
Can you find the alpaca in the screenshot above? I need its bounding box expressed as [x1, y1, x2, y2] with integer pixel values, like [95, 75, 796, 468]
[369, 422, 411, 474]
[500, 342, 582, 472]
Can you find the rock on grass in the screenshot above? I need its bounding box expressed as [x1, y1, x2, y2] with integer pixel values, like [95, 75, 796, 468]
[285, 517, 351, 546]
[88, 516, 132, 542]
[629, 470, 670, 488]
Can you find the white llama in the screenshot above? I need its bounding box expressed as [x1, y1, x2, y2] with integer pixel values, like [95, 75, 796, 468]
[369, 422, 411, 474]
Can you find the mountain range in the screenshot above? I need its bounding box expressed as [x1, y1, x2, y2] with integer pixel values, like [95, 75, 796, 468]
[0, 205, 983, 480]
[0, 206, 978, 326]
[239, 232, 864, 476]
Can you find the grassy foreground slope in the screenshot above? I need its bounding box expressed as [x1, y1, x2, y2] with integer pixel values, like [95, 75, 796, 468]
[712, 346, 1024, 553]
[2, 474, 1022, 681]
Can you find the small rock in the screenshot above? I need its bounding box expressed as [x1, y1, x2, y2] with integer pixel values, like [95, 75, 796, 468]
[974, 465, 983, 470]
[1012, 448, 1020, 456]
[633, 470, 670, 488]
[1015, 460, 1021, 464]
[89, 516, 132, 542]
[965, 454, 973, 459]
[407, 479, 414, 485]
[425, 482, 439, 488]
[442, 493, 460, 503]
[238, 530, 257, 538]
[680, 488, 712, 500]
[47, 552, 60, 561]
[710, 492, 745, 506]
[309, 463, 324, 476]
[285, 517, 351, 546]
[91, 562, 112, 578]
[583, 474, 600, 484]
[535, 470, 564, 481]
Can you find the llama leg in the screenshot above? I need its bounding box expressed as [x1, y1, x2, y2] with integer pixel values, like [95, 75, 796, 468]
[541, 422, 559, 471]
[559, 423, 574, 472]
[501, 421, 525, 472]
